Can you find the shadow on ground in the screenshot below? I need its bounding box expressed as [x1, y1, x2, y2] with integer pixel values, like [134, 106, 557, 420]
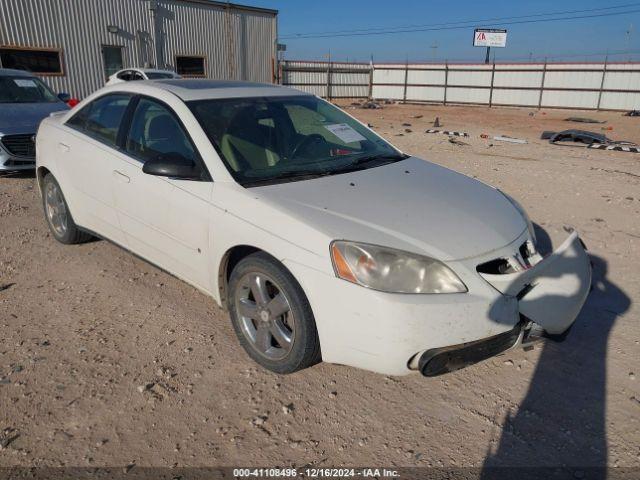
[481, 225, 631, 479]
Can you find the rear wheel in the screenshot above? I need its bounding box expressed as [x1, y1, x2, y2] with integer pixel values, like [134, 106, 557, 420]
[227, 252, 321, 374]
[42, 173, 92, 244]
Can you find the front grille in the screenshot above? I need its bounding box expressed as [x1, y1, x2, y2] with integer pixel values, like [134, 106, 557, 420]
[1, 134, 36, 158]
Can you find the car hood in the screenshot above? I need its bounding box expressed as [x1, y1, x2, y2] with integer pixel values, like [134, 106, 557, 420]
[0, 102, 69, 135]
[253, 157, 527, 261]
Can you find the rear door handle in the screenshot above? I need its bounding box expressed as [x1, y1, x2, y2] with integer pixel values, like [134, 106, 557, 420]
[58, 142, 70, 152]
[112, 170, 130, 183]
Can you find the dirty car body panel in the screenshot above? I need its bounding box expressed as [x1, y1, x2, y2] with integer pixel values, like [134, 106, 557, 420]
[35, 79, 592, 376]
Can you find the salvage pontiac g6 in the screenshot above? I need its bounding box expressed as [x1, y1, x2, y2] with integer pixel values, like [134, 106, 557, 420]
[35, 80, 592, 376]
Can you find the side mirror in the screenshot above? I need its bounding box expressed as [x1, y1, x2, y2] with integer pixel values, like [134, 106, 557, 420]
[142, 153, 202, 180]
[58, 92, 71, 102]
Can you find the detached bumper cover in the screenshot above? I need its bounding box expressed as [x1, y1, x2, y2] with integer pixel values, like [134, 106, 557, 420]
[479, 231, 592, 335]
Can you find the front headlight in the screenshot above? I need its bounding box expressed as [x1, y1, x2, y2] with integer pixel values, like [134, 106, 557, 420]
[499, 190, 537, 246]
[330, 241, 467, 294]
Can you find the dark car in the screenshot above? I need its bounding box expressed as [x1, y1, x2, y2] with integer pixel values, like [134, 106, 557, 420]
[0, 68, 70, 171]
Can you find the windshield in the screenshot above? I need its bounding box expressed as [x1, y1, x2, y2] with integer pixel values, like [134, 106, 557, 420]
[0, 76, 60, 104]
[146, 72, 177, 80]
[189, 95, 406, 186]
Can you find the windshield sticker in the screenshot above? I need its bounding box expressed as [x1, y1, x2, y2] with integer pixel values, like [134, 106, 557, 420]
[324, 123, 366, 144]
[14, 79, 38, 88]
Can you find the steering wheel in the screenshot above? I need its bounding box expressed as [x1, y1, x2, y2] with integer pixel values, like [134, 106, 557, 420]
[290, 134, 327, 159]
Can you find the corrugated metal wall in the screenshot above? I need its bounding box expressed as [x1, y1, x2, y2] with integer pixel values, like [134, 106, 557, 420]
[282, 60, 371, 98]
[0, 0, 277, 98]
[283, 60, 640, 111]
[159, 0, 276, 82]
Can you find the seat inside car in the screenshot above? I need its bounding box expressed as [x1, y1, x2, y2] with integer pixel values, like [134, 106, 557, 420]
[219, 106, 279, 172]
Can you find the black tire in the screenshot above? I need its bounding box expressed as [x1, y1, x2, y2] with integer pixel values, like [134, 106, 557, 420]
[41, 173, 92, 245]
[227, 252, 321, 374]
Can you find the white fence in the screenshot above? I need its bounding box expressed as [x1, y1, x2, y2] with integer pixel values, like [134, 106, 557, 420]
[281, 60, 640, 111]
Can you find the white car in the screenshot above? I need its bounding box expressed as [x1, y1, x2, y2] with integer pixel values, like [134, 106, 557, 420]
[35, 80, 592, 376]
[106, 68, 180, 85]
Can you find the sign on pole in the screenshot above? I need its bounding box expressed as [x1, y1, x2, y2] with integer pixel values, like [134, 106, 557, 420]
[473, 29, 507, 48]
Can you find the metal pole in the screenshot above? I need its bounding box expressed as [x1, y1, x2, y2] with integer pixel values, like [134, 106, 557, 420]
[368, 56, 374, 100]
[402, 58, 409, 103]
[443, 61, 448, 106]
[596, 55, 608, 110]
[489, 61, 496, 108]
[326, 52, 331, 100]
[485, 46, 490, 64]
[537, 58, 547, 110]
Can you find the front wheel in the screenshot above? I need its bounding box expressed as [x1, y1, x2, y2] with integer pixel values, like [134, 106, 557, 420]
[41, 173, 92, 244]
[227, 252, 321, 374]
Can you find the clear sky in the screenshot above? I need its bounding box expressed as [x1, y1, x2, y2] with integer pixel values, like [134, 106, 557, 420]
[246, 0, 640, 63]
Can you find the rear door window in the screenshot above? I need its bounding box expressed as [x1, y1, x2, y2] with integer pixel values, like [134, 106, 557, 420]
[66, 94, 131, 147]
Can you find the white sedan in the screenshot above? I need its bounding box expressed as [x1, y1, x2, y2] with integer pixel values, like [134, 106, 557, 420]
[35, 80, 592, 376]
[106, 68, 180, 85]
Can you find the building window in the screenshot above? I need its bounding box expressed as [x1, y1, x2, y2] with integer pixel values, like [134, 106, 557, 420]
[176, 56, 205, 76]
[0, 47, 63, 75]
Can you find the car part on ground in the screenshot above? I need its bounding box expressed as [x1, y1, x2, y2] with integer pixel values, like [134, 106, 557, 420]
[493, 135, 527, 144]
[426, 129, 468, 137]
[564, 117, 606, 124]
[624, 110, 640, 116]
[449, 136, 469, 146]
[542, 129, 636, 147]
[589, 144, 640, 153]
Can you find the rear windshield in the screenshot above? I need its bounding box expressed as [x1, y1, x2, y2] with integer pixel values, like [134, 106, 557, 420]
[146, 72, 177, 80]
[0, 76, 59, 104]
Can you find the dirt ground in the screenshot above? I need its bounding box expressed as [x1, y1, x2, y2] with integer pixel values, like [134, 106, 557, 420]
[1, 103, 639, 474]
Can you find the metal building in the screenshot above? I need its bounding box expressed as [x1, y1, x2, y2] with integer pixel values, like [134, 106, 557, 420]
[0, 0, 278, 98]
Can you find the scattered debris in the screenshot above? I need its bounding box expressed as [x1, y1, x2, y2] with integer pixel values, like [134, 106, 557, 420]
[404, 128, 412, 133]
[624, 110, 640, 116]
[426, 129, 468, 137]
[251, 415, 267, 426]
[0, 283, 15, 292]
[601, 126, 613, 131]
[433, 117, 441, 128]
[493, 135, 527, 144]
[137, 382, 154, 393]
[589, 144, 640, 153]
[401, 123, 412, 127]
[448, 136, 469, 146]
[360, 101, 382, 109]
[281, 403, 294, 415]
[412, 114, 423, 119]
[0, 428, 19, 450]
[565, 117, 606, 124]
[546, 129, 636, 148]
[480, 134, 489, 139]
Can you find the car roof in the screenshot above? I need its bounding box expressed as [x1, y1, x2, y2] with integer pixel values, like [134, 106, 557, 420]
[112, 79, 312, 101]
[0, 68, 36, 77]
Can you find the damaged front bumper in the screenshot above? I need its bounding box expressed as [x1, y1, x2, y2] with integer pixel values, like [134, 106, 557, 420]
[478, 231, 592, 335]
[417, 231, 592, 376]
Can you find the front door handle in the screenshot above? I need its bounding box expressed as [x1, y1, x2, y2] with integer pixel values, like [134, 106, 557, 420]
[58, 142, 70, 152]
[112, 170, 130, 183]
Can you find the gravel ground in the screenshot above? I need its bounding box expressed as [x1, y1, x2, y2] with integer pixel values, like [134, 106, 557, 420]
[0, 103, 639, 473]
